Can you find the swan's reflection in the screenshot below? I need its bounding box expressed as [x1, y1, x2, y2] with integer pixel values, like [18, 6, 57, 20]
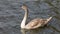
[21, 29, 27, 34]
[21, 27, 45, 34]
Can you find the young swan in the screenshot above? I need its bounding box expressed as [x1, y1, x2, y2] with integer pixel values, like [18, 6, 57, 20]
[21, 4, 52, 29]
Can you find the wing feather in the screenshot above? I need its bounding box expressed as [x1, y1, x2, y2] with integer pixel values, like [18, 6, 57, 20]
[25, 18, 47, 29]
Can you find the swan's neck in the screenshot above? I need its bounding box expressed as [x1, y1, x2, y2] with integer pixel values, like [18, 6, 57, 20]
[21, 9, 28, 28]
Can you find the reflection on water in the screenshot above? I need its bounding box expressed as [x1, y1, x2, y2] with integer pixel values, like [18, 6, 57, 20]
[20, 27, 45, 34]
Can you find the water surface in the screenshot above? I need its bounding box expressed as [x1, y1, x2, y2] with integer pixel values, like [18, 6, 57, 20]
[0, 0, 60, 34]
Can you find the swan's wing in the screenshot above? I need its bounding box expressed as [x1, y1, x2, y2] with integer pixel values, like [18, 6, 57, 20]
[25, 18, 47, 29]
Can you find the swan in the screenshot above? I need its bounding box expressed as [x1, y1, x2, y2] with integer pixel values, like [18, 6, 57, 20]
[20, 4, 52, 29]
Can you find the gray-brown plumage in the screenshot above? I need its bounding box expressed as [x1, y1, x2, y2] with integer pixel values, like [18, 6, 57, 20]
[21, 4, 52, 29]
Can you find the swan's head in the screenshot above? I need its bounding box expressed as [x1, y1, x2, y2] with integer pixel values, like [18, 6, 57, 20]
[21, 4, 28, 11]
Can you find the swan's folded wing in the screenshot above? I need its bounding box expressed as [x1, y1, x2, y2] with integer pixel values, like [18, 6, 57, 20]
[25, 18, 47, 29]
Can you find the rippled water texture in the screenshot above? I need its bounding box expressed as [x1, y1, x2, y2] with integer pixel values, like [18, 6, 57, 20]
[0, 0, 60, 34]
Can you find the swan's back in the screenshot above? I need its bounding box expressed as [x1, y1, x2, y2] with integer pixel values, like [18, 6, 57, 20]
[25, 18, 47, 29]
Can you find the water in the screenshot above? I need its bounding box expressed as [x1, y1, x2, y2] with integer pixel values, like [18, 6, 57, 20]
[0, 0, 60, 34]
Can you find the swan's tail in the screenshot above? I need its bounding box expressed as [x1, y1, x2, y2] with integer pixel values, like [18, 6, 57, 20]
[46, 17, 52, 22]
[45, 17, 52, 24]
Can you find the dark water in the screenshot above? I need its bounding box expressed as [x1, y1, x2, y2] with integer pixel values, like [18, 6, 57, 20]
[0, 0, 60, 34]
